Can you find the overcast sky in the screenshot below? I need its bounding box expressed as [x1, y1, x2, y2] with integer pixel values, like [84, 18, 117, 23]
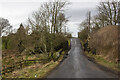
[0, 0, 101, 37]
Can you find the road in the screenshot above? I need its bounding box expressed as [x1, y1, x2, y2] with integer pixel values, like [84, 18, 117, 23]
[47, 38, 118, 78]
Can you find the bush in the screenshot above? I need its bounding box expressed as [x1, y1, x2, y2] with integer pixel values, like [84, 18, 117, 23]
[53, 52, 60, 61]
[17, 41, 25, 53]
[34, 46, 43, 54]
[52, 33, 67, 51]
[78, 28, 89, 42]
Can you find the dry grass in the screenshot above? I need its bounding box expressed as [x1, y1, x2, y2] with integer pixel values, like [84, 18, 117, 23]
[3, 51, 65, 78]
[4, 61, 58, 78]
[85, 51, 120, 72]
[89, 25, 118, 62]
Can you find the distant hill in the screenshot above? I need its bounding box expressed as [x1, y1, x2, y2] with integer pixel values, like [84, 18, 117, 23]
[89, 25, 118, 62]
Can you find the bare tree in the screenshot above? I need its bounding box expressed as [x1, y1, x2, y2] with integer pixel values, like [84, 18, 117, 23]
[0, 17, 11, 36]
[98, 1, 119, 26]
[27, 0, 69, 53]
[50, 0, 69, 33]
[57, 12, 68, 33]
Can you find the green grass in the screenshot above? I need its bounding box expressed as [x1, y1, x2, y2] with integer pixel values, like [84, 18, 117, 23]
[68, 40, 71, 47]
[85, 51, 120, 72]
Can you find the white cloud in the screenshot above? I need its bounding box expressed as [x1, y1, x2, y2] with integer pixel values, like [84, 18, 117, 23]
[0, 2, 41, 27]
[67, 22, 80, 37]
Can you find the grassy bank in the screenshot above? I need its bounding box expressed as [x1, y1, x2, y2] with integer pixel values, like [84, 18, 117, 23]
[3, 51, 65, 78]
[4, 61, 58, 78]
[85, 51, 120, 72]
[2, 38, 71, 78]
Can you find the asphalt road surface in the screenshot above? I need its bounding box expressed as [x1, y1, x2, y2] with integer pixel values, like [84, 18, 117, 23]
[47, 38, 118, 78]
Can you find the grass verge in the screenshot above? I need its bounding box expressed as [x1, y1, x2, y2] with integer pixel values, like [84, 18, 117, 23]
[68, 39, 71, 47]
[3, 51, 65, 78]
[85, 51, 120, 72]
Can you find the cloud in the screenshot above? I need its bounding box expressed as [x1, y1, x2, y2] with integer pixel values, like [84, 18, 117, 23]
[66, 2, 98, 22]
[0, 1, 99, 37]
[0, 2, 41, 28]
[65, 2, 98, 37]
[66, 8, 97, 22]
